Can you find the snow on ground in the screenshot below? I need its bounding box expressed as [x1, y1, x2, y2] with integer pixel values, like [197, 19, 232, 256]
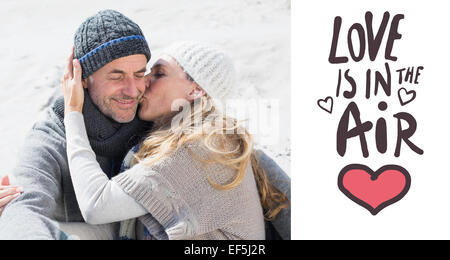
[0, 0, 290, 177]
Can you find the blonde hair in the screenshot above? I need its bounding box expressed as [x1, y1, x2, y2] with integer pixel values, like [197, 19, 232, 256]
[134, 90, 289, 221]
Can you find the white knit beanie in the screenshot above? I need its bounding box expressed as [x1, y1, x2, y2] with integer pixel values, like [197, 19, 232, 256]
[160, 41, 236, 102]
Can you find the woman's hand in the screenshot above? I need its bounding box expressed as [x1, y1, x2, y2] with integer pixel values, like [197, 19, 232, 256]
[61, 47, 84, 115]
[0, 175, 23, 217]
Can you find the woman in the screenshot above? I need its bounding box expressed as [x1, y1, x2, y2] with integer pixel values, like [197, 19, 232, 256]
[62, 41, 289, 240]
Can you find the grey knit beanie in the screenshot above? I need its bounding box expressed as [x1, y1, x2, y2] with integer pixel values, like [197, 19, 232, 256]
[74, 10, 151, 79]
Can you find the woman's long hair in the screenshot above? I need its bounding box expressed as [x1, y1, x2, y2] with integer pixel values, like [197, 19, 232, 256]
[133, 93, 289, 221]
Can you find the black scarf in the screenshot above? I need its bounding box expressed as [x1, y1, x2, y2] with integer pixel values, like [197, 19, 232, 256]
[53, 91, 153, 177]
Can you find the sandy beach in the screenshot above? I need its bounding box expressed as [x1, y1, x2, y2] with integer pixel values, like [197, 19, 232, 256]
[0, 0, 291, 177]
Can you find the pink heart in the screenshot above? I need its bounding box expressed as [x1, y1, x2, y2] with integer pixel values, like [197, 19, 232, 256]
[338, 164, 411, 215]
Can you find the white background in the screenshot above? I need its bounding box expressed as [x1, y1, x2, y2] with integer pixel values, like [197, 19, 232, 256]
[292, 0, 450, 239]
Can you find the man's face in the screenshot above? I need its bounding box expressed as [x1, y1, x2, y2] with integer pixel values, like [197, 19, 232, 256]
[83, 54, 147, 123]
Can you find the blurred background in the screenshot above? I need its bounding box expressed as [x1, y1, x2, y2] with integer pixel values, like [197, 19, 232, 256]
[0, 0, 290, 177]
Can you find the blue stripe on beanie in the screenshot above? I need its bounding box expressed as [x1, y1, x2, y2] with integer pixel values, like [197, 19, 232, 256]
[79, 35, 146, 63]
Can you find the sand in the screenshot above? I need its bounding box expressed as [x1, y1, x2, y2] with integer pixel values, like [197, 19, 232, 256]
[0, 0, 290, 177]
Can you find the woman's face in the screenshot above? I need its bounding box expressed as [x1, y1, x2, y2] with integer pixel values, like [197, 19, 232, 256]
[138, 55, 204, 122]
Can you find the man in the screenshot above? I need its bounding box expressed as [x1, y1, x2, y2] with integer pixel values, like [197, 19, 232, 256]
[0, 9, 290, 240]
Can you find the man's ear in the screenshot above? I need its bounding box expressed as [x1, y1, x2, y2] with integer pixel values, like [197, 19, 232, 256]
[187, 85, 206, 101]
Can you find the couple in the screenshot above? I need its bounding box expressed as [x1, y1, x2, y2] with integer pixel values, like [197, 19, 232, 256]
[0, 10, 290, 240]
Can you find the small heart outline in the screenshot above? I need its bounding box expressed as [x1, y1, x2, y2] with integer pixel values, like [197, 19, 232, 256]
[317, 96, 333, 114]
[398, 87, 416, 106]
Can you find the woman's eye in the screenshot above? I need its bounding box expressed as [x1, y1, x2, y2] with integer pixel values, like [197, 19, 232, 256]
[153, 73, 164, 78]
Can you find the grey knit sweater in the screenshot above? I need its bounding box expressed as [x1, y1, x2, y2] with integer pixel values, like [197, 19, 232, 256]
[114, 141, 266, 239]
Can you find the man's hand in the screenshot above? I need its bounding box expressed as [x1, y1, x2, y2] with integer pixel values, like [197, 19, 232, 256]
[0, 175, 23, 216]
